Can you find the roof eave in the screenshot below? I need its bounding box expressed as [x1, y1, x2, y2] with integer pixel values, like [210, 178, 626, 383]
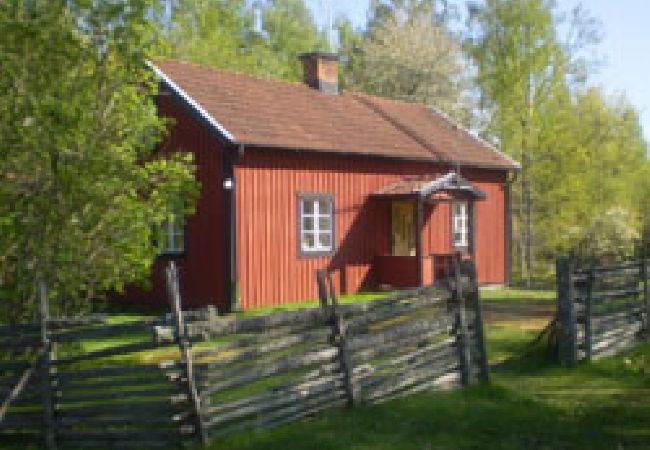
[240, 142, 519, 169]
[146, 60, 237, 145]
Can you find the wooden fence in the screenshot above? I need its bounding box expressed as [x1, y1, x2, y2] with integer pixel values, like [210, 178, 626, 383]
[0, 281, 199, 449]
[555, 256, 650, 365]
[0, 259, 488, 449]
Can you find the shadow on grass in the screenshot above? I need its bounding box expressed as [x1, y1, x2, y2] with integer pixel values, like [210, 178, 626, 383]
[207, 380, 648, 450]
[206, 339, 650, 450]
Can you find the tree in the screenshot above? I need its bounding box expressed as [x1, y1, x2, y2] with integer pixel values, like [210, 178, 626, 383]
[367, 0, 456, 30]
[466, 0, 575, 285]
[466, 0, 648, 281]
[261, 0, 330, 80]
[0, 0, 198, 321]
[335, 15, 365, 91]
[347, 12, 469, 120]
[164, 0, 327, 81]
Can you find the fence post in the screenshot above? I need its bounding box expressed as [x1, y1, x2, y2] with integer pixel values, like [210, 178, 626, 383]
[556, 257, 578, 366]
[642, 256, 649, 335]
[452, 255, 472, 386]
[584, 263, 595, 360]
[165, 262, 208, 445]
[316, 270, 358, 407]
[465, 261, 489, 382]
[38, 282, 57, 450]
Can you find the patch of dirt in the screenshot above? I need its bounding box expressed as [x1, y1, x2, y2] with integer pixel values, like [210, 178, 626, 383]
[483, 301, 556, 330]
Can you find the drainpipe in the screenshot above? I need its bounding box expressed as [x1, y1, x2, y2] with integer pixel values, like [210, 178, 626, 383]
[505, 171, 517, 287]
[223, 144, 243, 312]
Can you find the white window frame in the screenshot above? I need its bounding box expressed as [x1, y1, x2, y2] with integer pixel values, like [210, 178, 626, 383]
[160, 213, 186, 255]
[299, 194, 334, 256]
[452, 201, 469, 249]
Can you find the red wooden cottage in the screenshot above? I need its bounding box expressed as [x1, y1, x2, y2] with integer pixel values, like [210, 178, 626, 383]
[142, 53, 519, 311]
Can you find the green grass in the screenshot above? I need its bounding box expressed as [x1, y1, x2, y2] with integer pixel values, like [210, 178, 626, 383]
[202, 342, 650, 450]
[480, 287, 555, 302]
[234, 291, 395, 317]
[197, 288, 650, 450]
[6, 288, 649, 450]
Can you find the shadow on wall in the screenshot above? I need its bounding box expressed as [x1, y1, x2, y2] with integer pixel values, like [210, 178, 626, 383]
[326, 198, 390, 295]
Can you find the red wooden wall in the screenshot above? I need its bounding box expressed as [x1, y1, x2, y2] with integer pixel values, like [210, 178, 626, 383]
[125, 93, 228, 309]
[127, 96, 507, 310]
[235, 149, 507, 308]
[420, 169, 506, 283]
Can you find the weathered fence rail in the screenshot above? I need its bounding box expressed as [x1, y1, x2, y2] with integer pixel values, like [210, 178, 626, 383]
[555, 256, 649, 365]
[1, 259, 488, 449]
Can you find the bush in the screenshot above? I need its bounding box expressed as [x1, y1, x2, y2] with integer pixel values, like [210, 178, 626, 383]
[569, 207, 640, 262]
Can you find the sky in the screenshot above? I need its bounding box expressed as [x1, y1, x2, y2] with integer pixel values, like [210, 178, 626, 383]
[305, 0, 650, 141]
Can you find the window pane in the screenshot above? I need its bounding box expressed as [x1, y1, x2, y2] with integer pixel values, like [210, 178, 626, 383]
[302, 200, 314, 214]
[318, 216, 331, 231]
[318, 233, 332, 249]
[318, 200, 331, 215]
[302, 233, 315, 250]
[302, 216, 314, 232]
[173, 233, 185, 252]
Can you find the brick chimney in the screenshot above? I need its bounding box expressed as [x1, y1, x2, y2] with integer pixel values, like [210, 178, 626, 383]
[299, 52, 339, 95]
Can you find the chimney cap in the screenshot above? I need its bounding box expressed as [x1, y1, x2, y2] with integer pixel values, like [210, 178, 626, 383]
[298, 51, 340, 95]
[298, 51, 340, 62]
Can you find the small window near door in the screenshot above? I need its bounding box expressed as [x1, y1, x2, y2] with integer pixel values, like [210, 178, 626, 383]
[452, 201, 469, 249]
[298, 194, 334, 256]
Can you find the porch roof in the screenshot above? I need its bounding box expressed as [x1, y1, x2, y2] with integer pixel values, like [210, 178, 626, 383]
[370, 171, 486, 200]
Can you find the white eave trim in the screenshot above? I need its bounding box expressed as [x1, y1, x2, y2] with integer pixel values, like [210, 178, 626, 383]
[146, 60, 236, 143]
[418, 171, 486, 199]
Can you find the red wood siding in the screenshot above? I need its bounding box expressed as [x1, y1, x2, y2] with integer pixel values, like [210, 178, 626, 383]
[235, 149, 507, 308]
[375, 255, 419, 288]
[420, 169, 506, 284]
[126, 94, 228, 309]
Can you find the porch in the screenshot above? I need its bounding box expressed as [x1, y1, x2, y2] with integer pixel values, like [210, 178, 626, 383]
[370, 171, 486, 289]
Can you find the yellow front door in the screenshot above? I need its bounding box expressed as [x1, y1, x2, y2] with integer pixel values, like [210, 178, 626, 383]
[391, 200, 416, 256]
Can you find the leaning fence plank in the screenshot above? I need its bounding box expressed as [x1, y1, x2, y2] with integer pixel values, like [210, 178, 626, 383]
[556, 257, 578, 366]
[0, 350, 41, 424]
[452, 256, 471, 385]
[465, 261, 489, 382]
[317, 270, 358, 407]
[38, 282, 57, 450]
[166, 262, 207, 446]
[584, 264, 595, 360]
[643, 257, 649, 334]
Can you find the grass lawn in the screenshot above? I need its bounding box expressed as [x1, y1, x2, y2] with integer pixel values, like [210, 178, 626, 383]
[480, 287, 555, 302]
[5, 288, 649, 450]
[233, 291, 396, 316]
[199, 288, 650, 450]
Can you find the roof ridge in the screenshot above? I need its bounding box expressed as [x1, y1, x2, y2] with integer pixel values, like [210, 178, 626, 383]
[350, 92, 451, 165]
[426, 105, 521, 169]
[155, 58, 312, 91]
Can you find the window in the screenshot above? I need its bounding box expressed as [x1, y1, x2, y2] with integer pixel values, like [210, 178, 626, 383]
[158, 213, 186, 255]
[299, 194, 334, 256]
[452, 201, 469, 249]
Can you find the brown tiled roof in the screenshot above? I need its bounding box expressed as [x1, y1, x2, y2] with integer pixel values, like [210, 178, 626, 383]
[153, 59, 519, 170]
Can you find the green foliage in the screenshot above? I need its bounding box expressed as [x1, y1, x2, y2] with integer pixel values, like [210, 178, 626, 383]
[0, 0, 198, 321]
[570, 207, 640, 261]
[164, 0, 327, 81]
[201, 335, 650, 450]
[347, 15, 470, 120]
[368, 0, 456, 29]
[345, 0, 469, 120]
[466, 0, 650, 282]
